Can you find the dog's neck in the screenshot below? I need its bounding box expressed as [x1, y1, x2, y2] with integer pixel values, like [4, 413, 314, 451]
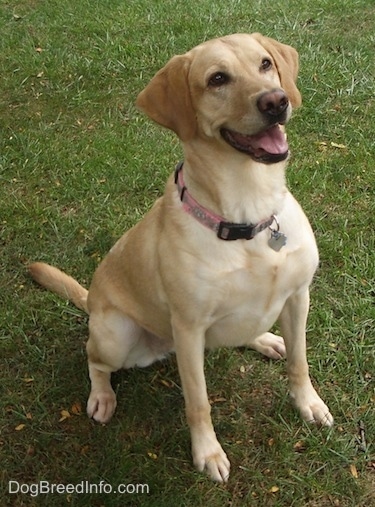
[181, 141, 288, 225]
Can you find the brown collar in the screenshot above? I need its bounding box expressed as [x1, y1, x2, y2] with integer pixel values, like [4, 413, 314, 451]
[174, 162, 276, 241]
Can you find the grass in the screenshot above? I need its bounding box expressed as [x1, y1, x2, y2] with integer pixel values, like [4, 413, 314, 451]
[1, 0, 374, 505]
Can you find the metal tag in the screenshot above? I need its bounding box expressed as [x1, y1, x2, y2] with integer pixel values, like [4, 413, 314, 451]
[268, 229, 287, 251]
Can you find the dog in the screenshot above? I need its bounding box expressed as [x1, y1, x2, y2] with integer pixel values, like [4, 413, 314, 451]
[29, 33, 333, 482]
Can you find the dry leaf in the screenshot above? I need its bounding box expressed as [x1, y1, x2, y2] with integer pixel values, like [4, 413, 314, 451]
[15, 424, 26, 431]
[211, 396, 227, 403]
[331, 142, 347, 149]
[269, 485, 279, 493]
[70, 402, 82, 415]
[80, 445, 90, 455]
[26, 445, 35, 456]
[159, 379, 173, 388]
[350, 464, 358, 478]
[294, 440, 306, 452]
[59, 410, 71, 422]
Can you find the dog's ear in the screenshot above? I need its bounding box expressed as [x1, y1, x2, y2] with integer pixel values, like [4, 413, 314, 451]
[136, 54, 196, 141]
[252, 33, 302, 109]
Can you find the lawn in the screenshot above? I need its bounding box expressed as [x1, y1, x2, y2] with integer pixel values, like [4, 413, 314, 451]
[1, 0, 374, 506]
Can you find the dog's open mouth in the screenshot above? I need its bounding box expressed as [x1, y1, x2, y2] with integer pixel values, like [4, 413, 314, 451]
[220, 124, 289, 163]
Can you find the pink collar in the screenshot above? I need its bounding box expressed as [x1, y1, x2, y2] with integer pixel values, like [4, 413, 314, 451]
[174, 162, 275, 241]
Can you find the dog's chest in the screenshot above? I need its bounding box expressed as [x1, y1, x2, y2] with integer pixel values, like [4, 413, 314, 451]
[217, 248, 291, 308]
[204, 241, 315, 347]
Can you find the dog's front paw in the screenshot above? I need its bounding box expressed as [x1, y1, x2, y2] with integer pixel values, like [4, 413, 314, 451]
[87, 389, 117, 424]
[291, 385, 333, 427]
[192, 436, 230, 482]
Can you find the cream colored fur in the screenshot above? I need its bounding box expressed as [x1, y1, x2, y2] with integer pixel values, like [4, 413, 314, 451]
[29, 33, 333, 483]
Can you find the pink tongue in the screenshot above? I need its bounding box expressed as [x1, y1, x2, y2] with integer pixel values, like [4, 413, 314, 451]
[250, 125, 288, 155]
[235, 125, 288, 155]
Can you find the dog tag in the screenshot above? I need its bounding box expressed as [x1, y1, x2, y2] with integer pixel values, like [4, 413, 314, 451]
[268, 229, 287, 251]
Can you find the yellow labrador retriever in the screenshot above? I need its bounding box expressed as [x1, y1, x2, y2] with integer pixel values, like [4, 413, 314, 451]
[29, 33, 333, 482]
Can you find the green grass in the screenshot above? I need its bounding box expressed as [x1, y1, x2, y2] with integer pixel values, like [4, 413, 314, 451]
[1, 0, 374, 506]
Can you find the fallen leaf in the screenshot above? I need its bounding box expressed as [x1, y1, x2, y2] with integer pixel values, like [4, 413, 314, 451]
[350, 464, 358, 478]
[26, 445, 35, 456]
[71, 402, 82, 415]
[80, 445, 90, 455]
[147, 452, 158, 460]
[15, 424, 26, 431]
[317, 142, 327, 152]
[211, 396, 227, 403]
[159, 379, 173, 388]
[331, 142, 347, 149]
[269, 485, 279, 493]
[294, 440, 306, 452]
[59, 410, 71, 422]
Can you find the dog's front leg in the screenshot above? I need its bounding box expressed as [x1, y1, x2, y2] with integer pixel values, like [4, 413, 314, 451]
[172, 319, 230, 482]
[279, 288, 333, 426]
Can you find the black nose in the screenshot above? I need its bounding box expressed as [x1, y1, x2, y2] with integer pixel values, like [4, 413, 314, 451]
[257, 90, 289, 119]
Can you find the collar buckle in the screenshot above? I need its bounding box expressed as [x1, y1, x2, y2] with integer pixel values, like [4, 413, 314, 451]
[218, 221, 257, 241]
[217, 217, 274, 241]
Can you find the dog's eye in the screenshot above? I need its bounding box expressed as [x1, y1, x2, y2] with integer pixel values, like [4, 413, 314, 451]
[208, 72, 230, 87]
[261, 58, 273, 71]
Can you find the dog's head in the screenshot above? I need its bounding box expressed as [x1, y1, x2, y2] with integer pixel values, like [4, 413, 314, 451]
[136, 33, 301, 164]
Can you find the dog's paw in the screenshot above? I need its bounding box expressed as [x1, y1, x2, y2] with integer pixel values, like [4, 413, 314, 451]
[87, 389, 117, 424]
[291, 385, 333, 427]
[192, 437, 230, 482]
[251, 332, 286, 360]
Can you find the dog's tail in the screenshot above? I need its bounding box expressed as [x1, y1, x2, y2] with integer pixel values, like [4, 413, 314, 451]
[28, 262, 89, 314]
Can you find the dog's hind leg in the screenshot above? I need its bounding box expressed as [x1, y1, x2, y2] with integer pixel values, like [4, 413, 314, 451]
[86, 309, 171, 423]
[247, 332, 286, 360]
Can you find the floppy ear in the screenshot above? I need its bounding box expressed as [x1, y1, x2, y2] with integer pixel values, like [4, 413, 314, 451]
[136, 54, 196, 141]
[252, 33, 302, 108]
